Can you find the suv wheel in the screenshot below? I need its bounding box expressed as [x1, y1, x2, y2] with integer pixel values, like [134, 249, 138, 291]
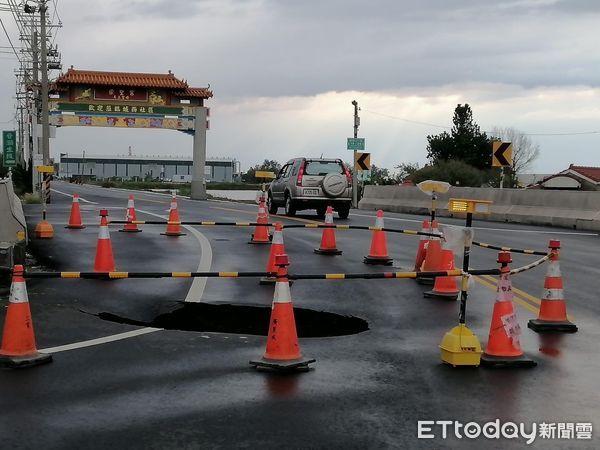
[284, 195, 296, 216]
[337, 204, 350, 220]
[267, 194, 278, 215]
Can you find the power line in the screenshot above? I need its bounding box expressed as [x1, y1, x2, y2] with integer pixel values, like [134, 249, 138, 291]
[0, 16, 22, 63]
[362, 107, 600, 137]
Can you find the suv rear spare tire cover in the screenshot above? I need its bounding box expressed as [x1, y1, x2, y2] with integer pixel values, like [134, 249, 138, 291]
[321, 173, 346, 197]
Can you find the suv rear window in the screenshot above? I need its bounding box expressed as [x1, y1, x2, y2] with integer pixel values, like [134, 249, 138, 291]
[304, 161, 343, 176]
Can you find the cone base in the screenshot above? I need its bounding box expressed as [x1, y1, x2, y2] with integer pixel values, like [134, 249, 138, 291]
[415, 277, 434, 285]
[314, 248, 343, 255]
[363, 256, 393, 265]
[248, 239, 271, 245]
[250, 356, 315, 372]
[480, 353, 537, 368]
[65, 225, 85, 229]
[119, 228, 142, 233]
[528, 319, 578, 333]
[161, 232, 186, 237]
[0, 351, 53, 369]
[424, 290, 459, 300]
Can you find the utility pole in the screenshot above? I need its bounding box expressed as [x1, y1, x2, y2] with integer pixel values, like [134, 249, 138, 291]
[31, 26, 40, 195]
[39, 0, 49, 166]
[352, 100, 360, 208]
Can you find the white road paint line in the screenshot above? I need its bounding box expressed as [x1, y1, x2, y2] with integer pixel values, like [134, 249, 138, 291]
[50, 188, 99, 204]
[350, 213, 598, 236]
[137, 208, 213, 303]
[38, 206, 212, 354]
[40, 328, 162, 354]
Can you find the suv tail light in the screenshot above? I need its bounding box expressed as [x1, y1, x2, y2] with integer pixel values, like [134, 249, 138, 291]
[296, 161, 305, 186]
[344, 165, 352, 186]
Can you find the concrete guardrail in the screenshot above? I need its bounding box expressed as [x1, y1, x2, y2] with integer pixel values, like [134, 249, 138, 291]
[359, 185, 600, 232]
[0, 178, 27, 270]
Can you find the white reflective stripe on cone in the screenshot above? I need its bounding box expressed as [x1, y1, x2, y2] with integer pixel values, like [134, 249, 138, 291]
[258, 207, 266, 214]
[272, 231, 284, 245]
[9, 282, 29, 304]
[98, 226, 110, 240]
[496, 273, 514, 302]
[127, 200, 134, 208]
[546, 260, 562, 277]
[170, 202, 177, 210]
[543, 288, 564, 300]
[273, 281, 292, 303]
[325, 213, 333, 224]
[375, 217, 384, 228]
[73, 196, 79, 203]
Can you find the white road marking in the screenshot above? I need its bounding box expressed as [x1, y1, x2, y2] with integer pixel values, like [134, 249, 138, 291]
[350, 213, 598, 236]
[41, 328, 162, 354]
[38, 202, 213, 354]
[51, 188, 99, 204]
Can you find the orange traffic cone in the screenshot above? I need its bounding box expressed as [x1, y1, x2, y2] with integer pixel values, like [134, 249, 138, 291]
[120, 194, 142, 233]
[528, 240, 577, 333]
[363, 210, 392, 265]
[413, 220, 430, 271]
[162, 195, 185, 237]
[0, 265, 52, 368]
[94, 209, 116, 272]
[65, 193, 85, 229]
[416, 220, 443, 285]
[249, 195, 271, 244]
[481, 251, 536, 367]
[314, 206, 342, 255]
[250, 253, 315, 371]
[260, 223, 286, 284]
[424, 249, 459, 300]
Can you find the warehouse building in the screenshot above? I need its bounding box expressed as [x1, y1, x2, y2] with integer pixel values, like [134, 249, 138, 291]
[58, 155, 240, 183]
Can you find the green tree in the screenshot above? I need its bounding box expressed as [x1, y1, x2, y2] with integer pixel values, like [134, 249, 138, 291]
[411, 160, 484, 187]
[394, 162, 420, 182]
[427, 104, 492, 170]
[365, 164, 395, 185]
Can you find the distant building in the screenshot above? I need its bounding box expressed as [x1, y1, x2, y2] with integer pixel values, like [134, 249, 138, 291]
[522, 164, 600, 191]
[59, 155, 241, 183]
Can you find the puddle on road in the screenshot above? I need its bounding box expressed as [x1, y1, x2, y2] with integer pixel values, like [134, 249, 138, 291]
[97, 302, 369, 337]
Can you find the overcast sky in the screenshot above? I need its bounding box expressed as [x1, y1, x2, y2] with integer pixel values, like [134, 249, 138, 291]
[1, 0, 599, 173]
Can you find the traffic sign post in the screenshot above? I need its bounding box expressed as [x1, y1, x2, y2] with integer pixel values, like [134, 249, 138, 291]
[492, 141, 513, 189]
[2, 130, 17, 168]
[354, 152, 371, 171]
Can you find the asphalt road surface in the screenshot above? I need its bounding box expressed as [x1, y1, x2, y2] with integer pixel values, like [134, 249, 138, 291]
[1, 180, 599, 449]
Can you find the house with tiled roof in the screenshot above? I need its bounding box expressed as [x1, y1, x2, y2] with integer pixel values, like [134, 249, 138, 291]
[526, 164, 600, 190]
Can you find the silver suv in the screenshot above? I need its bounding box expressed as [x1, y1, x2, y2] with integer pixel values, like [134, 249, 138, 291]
[267, 158, 352, 219]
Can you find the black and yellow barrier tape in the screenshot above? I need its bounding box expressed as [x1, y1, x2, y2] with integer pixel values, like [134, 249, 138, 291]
[473, 241, 547, 256]
[24, 271, 273, 279]
[107, 220, 443, 238]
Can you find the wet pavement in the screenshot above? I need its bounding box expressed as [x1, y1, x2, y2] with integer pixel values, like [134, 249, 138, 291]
[1, 181, 599, 449]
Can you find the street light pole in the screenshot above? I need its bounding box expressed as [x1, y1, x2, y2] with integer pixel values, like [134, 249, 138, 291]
[352, 100, 359, 208]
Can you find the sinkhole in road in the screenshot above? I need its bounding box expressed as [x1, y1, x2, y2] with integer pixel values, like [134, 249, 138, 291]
[98, 302, 369, 337]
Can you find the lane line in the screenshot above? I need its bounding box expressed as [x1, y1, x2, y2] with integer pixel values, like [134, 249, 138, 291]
[51, 188, 98, 204]
[39, 205, 213, 354]
[137, 208, 212, 303]
[41, 328, 162, 353]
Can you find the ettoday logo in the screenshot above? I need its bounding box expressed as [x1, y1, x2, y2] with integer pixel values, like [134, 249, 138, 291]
[417, 420, 592, 444]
